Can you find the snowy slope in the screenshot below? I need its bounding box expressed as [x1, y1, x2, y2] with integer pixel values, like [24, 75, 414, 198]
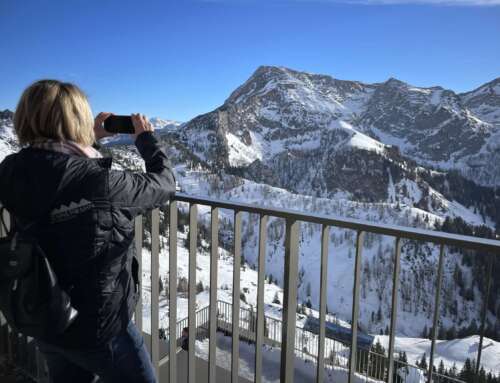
[376, 335, 500, 374]
[174, 168, 494, 339]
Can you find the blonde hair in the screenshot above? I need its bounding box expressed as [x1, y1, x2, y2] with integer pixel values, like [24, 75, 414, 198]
[14, 80, 95, 146]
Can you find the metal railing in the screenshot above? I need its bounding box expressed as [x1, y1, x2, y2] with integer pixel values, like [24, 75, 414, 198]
[153, 193, 499, 383]
[1, 193, 500, 383]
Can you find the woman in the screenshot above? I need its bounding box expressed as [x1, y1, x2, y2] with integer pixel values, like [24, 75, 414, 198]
[0, 80, 176, 382]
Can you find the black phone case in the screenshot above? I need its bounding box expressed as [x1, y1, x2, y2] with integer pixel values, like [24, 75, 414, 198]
[104, 116, 135, 134]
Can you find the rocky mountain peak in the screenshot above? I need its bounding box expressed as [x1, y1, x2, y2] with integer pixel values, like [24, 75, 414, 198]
[180, 66, 500, 187]
[383, 77, 408, 88]
[226, 65, 370, 108]
[0, 109, 14, 120]
[460, 77, 500, 126]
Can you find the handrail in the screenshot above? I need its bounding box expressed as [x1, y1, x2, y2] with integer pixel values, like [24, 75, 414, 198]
[173, 193, 500, 253]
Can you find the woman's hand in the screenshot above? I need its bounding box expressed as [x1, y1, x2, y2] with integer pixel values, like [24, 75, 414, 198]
[132, 114, 154, 139]
[94, 112, 114, 141]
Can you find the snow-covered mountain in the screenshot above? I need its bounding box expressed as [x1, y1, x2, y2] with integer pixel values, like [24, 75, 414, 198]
[1, 66, 499, 373]
[180, 66, 500, 187]
[165, 66, 500, 344]
[0, 110, 17, 162]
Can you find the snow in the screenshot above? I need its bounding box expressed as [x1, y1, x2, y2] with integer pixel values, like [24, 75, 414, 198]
[349, 131, 386, 154]
[0, 119, 19, 162]
[128, 164, 500, 375]
[408, 87, 432, 95]
[193, 333, 383, 383]
[139, 228, 284, 335]
[226, 132, 262, 167]
[173, 168, 496, 351]
[376, 335, 500, 374]
[330, 120, 387, 154]
[430, 89, 444, 106]
[136, 192, 500, 374]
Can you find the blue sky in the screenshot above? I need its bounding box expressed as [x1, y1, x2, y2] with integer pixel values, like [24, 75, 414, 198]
[0, 0, 499, 122]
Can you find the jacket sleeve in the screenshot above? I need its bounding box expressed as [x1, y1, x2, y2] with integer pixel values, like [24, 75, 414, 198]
[107, 132, 176, 216]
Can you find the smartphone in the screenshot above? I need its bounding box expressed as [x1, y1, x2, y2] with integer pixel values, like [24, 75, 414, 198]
[103, 115, 135, 134]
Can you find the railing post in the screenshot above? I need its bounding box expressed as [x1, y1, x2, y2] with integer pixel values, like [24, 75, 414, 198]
[134, 215, 143, 333]
[316, 225, 330, 383]
[476, 253, 493, 375]
[209, 206, 219, 383]
[232, 210, 243, 383]
[348, 231, 365, 383]
[387, 237, 402, 383]
[280, 218, 300, 383]
[151, 209, 160, 379]
[428, 244, 445, 383]
[255, 214, 267, 383]
[188, 203, 198, 383]
[169, 201, 178, 383]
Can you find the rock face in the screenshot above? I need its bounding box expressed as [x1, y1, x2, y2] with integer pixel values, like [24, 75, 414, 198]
[461, 77, 500, 125]
[361, 79, 490, 162]
[180, 66, 500, 188]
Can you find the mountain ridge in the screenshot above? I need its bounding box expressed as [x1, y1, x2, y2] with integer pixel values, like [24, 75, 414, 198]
[180, 65, 500, 187]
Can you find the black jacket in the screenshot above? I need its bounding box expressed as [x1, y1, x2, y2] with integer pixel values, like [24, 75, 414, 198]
[0, 132, 175, 348]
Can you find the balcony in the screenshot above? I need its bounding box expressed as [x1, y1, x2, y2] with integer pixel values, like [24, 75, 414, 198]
[1, 193, 499, 383]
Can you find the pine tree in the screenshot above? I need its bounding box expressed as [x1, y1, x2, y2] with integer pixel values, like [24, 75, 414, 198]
[460, 358, 474, 383]
[449, 362, 458, 378]
[419, 353, 428, 370]
[177, 277, 188, 293]
[305, 298, 312, 309]
[196, 281, 204, 294]
[438, 359, 445, 375]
